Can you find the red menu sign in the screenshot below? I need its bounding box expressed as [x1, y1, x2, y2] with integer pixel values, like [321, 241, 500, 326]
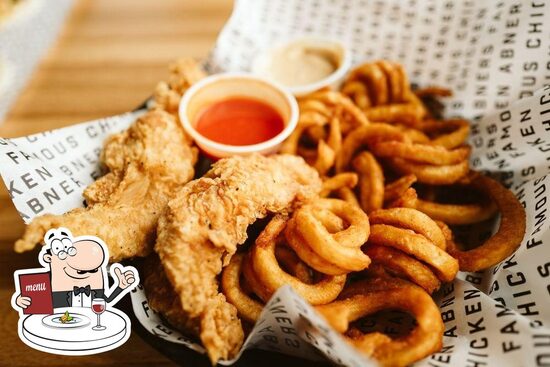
[18, 272, 53, 315]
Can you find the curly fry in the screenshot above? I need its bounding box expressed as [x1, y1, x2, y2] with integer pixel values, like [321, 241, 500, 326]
[352, 151, 384, 213]
[386, 187, 418, 209]
[369, 208, 447, 250]
[285, 218, 350, 275]
[388, 158, 469, 185]
[336, 123, 407, 172]
[383, 175, 417, 204]
[365, 246, 441, 294]
[293, 199, 370, 272]
[275, 246, 315, 284]
[248, 215, 346, 304]
[415, 198, 497, 225]
[414, 86, 452, 98]
[316, 277, 443, 367]
[446, 173, 526, 271]
[315, 140, 336, 175]
[371, 141, 470, 166]
[342, 61, 427, 125]
[320, 173, 359, 197]
[419, 119, 470, 149]
[221, 254, 264, 323]
[368, 224, 458, 282]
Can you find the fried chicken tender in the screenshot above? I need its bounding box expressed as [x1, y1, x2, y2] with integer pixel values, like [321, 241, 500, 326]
[155, 154, 321, 364]
[152, 57, 206, 114]
[14, 110, 197, 261]
[143, 255, 199, 337]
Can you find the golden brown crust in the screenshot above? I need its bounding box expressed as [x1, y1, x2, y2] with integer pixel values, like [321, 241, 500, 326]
[14, 110, 197, 261]
[143, 255, 200, 336]
[317, 278, 444, 367]
[446, 174, 527, 271]
[151, 58, 206, 114]
[154, 154, 321, 363]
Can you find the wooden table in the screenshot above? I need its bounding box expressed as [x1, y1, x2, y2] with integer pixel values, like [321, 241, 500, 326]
[0, 0, 233, 365]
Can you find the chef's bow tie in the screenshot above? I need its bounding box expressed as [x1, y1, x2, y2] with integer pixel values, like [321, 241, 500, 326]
[73, 285, 91, 296]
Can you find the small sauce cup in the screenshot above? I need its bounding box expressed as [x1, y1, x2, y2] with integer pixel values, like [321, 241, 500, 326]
[179, 73, 298, 158]
[252, 36, 351, 97]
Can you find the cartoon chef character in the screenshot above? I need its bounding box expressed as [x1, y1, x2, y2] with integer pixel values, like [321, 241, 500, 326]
[14, 228, 138, 309]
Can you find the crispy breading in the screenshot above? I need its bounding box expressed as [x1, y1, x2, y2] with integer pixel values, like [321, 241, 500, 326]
[155, 154, 321, 363]
[152, 58, 206, 114]
[14, 110, 197, 261]
[143, 255, 200, 336]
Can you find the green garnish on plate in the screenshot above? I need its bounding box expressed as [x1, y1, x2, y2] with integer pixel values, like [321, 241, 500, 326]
[60, 311, 73, 323]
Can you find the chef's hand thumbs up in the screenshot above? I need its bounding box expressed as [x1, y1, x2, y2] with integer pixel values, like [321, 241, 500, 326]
[112, 265, 137, 290]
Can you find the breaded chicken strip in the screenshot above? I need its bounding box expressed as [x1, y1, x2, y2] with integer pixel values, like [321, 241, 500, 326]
[152, 57, 206, 114]
[143, 255, 200, 337]
[14, 110, 197, 261]
[155, 154, 321, 363]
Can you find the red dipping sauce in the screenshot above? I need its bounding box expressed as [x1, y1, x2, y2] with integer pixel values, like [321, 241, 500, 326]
[195, 97, 285, 146]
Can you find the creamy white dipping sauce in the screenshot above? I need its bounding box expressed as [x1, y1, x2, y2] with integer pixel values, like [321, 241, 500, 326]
[258, 41, 341, 87]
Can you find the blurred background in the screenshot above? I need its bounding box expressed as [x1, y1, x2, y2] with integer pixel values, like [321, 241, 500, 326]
[0, 0, 232, 365]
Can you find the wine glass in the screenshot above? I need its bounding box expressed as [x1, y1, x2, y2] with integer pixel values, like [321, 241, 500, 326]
[91, 298, 106, 331]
